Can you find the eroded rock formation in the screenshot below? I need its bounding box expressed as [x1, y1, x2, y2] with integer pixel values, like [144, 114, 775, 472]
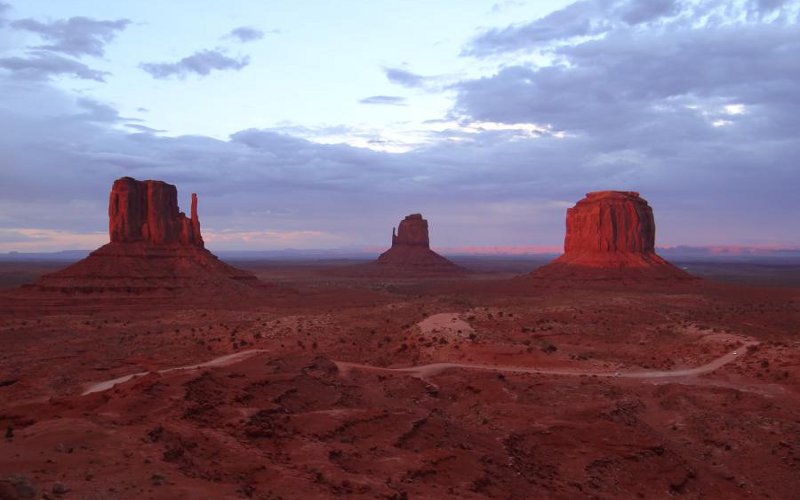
[564, 191, 654, 255]
[375, 214, 463, 274]
[29, 177, 262, 295]
[109, 177, 203, 247]
[532, 191, 692, 280]
[392, 214, 430, 248]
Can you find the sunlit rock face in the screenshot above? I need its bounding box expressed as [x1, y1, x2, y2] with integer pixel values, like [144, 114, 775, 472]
[532, 191, 693, 280]
[109, 177, 203, 247]
[28, 177, 262, 295]
[564, 191, 655, 256]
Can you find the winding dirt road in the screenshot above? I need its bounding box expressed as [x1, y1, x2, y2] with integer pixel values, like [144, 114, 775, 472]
[81, 349, 267, 395]
[82, 341, 758, 396]
[335, 342, 758, 380]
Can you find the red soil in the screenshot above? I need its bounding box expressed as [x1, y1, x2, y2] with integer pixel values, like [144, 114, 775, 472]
[24, 242, 264, 296]
[1, 262, 799, 499]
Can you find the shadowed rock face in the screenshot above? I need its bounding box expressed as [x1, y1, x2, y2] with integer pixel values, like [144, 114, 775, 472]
[109, 177, 203, 247]
[532, 191, 693, 281]
[392, 214, 429, 248]
[376, 214, 463, 274]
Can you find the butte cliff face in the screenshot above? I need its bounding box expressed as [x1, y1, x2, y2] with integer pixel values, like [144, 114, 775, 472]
[392, 213, 430, 248]
[30, 177, 262, 295]
[374, 214, 463, 274]
[532, 191, 692, 280]
[564, 191, 654, 256]
[109, 177, 204, 247]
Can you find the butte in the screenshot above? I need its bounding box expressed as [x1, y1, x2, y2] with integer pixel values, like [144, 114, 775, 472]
[530, 191, 693, 281]
[371, 213, 464, 275]
[28, 177, 264, 295]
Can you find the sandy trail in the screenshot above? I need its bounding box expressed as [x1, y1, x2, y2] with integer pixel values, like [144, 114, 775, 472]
[81, 349, 267, 395]
[82, 341, 758, 396]
[335, 342, 759, 380]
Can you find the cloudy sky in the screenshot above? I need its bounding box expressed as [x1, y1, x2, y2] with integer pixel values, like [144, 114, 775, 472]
[0, 0, 798, 252]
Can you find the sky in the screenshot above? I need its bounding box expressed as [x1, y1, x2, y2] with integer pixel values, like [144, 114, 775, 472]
[0, 0, 798, 252]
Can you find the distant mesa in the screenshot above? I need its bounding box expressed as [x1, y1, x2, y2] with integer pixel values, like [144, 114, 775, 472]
[29, 177, 264, 295]
[374, 214, 464, 274]
[531, 191, 693, 281]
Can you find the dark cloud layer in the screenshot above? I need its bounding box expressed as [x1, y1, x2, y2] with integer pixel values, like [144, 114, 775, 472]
[10, 16, 130, 57]
[450, 0, 800, 245]
[464, 0, 790, 56]
[140, 50, 250, 79]
[0, 0, 798, 249]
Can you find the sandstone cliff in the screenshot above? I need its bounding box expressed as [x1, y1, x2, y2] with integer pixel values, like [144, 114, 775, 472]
[30, 177, 262, 295]
[109, 177, 203, 247]
[532, 191, 693, 280]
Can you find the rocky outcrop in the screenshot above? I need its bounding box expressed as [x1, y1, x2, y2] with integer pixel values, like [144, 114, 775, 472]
[31, 242, 261, 295]
[564, 191, 654, 255]
[109, 177, 203, 246]
[392, 214, 429, 248]
[374, 214, 463, 274]
[29, 177, 263, 295]
[532, 191, 693, 280]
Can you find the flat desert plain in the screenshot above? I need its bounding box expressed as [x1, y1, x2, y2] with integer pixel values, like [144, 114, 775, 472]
[1, 258, 799, 499]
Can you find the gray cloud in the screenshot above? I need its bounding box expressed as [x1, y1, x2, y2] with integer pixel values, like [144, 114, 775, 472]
[359, 95, 406, 105]
[465, 0, 787, 57]
[0, 52, 107, 81]
[1, 1, 799, 250]
[755, 0, 790, 12]
[73, 97, 129, 122]
[226, 26, 265, 43]
[449, 0, 800, 244]
[0, 2, 10, 24]
[620, 0, 680, 25]
[125, 123, 165, 134]
[465, 0, 614, 56]
[457, 22, 800, 134]
[1, 73, 797, 250]
[140, 50, 250, 79]
[384, 67, 427, 88]
[10, 16, 130, 57]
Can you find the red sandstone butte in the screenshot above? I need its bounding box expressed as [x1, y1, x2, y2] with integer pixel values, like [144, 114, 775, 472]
[532, 191, 692, 280]
[29, 177, 261, 295]
[109, 177, 203, 247]
[375, 214, 463, 273]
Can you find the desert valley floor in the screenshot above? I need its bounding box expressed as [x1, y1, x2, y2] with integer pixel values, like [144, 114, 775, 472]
[1, 258, 799, 499]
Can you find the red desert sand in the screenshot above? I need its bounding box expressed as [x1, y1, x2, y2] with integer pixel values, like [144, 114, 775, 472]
[1, 184, 799, 499]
